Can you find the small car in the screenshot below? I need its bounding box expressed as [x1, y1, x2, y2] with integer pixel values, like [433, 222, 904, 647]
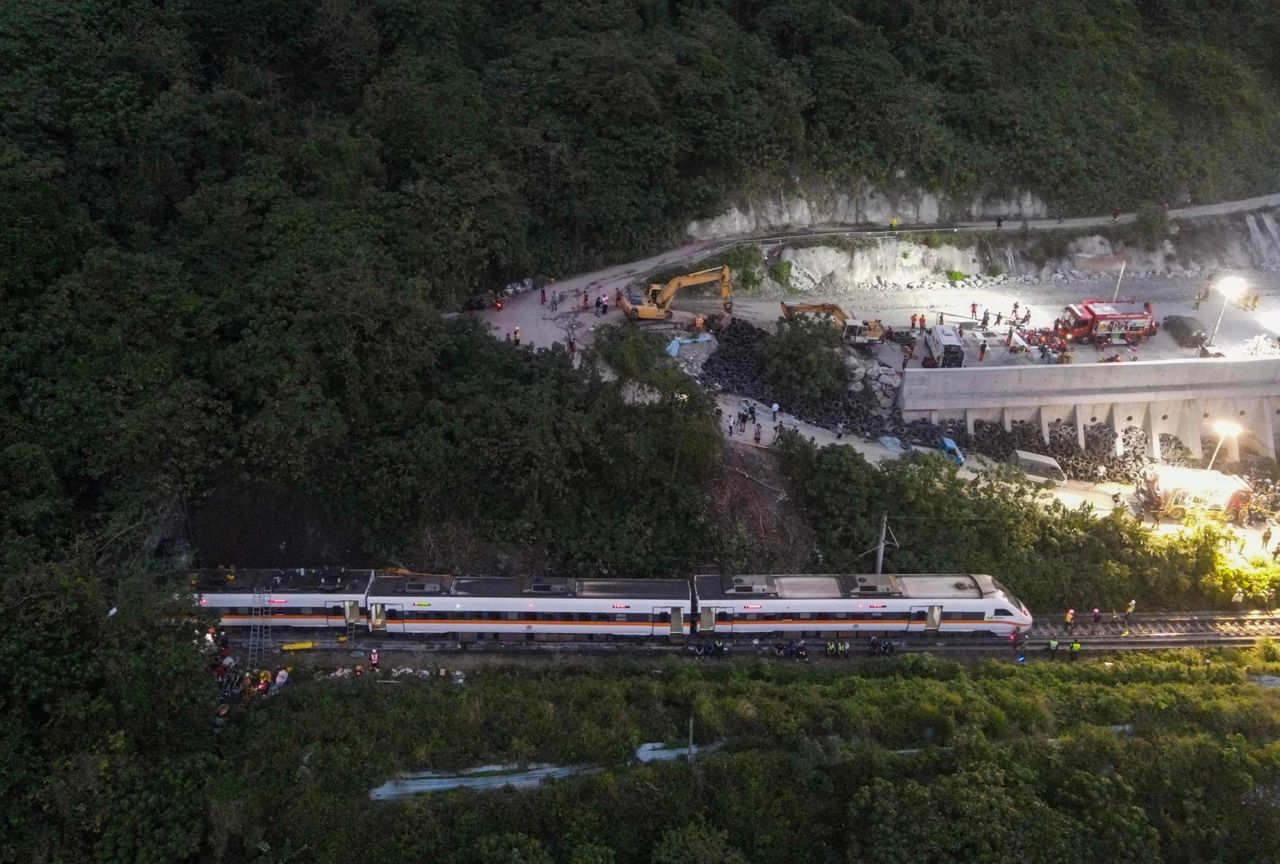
[1162, 315, 1207, 348]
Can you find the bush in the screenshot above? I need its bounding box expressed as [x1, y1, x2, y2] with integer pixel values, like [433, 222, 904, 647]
[760, 316, 849, 405]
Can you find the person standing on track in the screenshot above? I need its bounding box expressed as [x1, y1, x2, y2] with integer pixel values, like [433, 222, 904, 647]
[1124, 599, 1136, 627]
[1064, 608, 1075, 633]
[970, 302, 978, 319]
[1070, 640, 1082, 661]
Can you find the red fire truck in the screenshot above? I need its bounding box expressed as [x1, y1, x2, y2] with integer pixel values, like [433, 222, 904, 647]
[1056, 300, 1157, 345]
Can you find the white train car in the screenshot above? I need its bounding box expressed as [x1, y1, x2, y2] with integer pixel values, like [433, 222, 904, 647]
[364, 574, 693, 640]
[692, 573, 1031, 638]
[192, 568, 373, 630]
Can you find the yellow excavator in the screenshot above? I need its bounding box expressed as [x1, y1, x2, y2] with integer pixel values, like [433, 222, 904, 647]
[779, 302, 885, 345]
[622, 266, 733, 321]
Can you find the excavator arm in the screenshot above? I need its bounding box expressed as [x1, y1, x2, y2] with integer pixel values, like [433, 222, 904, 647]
[779, 302, 849, 326]
[652, 266, 732, 313]
[626, 266, 733, 320]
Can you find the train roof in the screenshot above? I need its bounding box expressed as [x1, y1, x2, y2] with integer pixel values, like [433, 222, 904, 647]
[190, 568, 373, 594]
[368, 574, 690, 601]
[695, 573, 990, 601]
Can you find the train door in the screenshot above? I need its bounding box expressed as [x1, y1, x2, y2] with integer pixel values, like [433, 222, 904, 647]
[369, 602, 387, 632]
[908, 605, 942, 633]
[385, 603, 405, 634]
[341, 600, 360, 630]
[699, 606, 730, 634]
[654, 606, 684, 637]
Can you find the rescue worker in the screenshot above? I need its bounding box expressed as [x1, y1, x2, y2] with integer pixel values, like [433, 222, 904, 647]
[1069, 640, 1082, 661]
[1047, 638, 1060, 660]
[1092, 608, 1101, 625]
[1064, 608, 1075, 633]
[1232, 587, 1245, 610]
[970, 302, 978, 319]
[370, 648, 380, 672]
[978, 341, 988, 362]
[839, 641, 849, 658]
[827, 641, 836, 658]
[910, 313, 918, 330]
[1124, 599, 1136, 627]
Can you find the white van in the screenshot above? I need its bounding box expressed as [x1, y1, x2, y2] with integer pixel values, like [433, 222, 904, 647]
[926, 324, 966, 367]
[1010, 449, 1067, 485]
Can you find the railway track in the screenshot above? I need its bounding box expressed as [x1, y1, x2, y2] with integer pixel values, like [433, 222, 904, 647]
[255, 612, 1280, 662]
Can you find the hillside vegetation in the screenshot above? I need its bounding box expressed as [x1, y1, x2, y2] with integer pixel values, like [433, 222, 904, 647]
[6, 0, 1280, 569]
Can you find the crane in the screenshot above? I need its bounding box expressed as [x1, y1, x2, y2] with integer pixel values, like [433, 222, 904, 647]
[621, 266, 733, 321]
[779, 302, 885, 345]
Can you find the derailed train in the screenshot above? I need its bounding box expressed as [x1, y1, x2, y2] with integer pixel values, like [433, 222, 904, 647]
[192, 569, 1033, 639]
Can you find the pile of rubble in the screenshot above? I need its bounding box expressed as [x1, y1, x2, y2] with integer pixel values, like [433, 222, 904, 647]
[847, 355, 899, 409]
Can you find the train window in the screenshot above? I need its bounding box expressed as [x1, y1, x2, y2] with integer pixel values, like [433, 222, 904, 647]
[505, 612, 518, 621]
[716, 611, 730, 621]
[993, 608, 1014, 617]
[657, 612, 670, 623]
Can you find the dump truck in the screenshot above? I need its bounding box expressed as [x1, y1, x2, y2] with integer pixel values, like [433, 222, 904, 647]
[1135, 464, 1252, 524]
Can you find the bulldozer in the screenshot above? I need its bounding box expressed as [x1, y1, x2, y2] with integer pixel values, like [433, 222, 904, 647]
[621, 266, 733, 321]
[779, 302, 885, 345]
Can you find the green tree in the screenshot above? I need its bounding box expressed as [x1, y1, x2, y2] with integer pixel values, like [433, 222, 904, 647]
[652, 821, 746, 864]
[761, 316, 849, 405]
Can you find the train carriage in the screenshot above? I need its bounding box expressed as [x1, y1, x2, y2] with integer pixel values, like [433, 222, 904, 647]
[364, 574, 693, 639]
[692, 573, 1031, 638]
[192, 568, 374, 630]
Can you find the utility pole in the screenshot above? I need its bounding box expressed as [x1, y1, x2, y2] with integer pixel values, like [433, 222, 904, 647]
[875, 512, 888, 575]
[1111, 261, 1127, 303]
[687, 716, 694, 765]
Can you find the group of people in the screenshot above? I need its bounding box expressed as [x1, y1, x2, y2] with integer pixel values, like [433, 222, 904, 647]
[1193, 287, 1262, 311]
[1063, 600, 1137, 634]
[1043, 638, 1084, 661]
[205, 628, 292, 727]
[503, 327, 522, 345]
[725, 399, 782, 445]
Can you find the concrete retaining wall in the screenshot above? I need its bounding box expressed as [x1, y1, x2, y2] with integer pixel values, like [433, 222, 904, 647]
[899, 358, 1280, 458]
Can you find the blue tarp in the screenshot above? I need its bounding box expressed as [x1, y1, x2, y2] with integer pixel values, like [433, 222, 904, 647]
[666, 333, 714, 357]
[878, 436, 906, 455]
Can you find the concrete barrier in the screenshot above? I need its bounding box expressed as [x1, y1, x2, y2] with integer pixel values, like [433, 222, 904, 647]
[899, 358, 1280, 459]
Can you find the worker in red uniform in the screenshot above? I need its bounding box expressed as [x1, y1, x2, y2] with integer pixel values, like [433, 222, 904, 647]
[910, 313, 918, 330]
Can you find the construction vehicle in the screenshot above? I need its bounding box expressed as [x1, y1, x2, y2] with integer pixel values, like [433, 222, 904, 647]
[621, 266, 733, 321]
[1135, 464, 1252, 524]
[1056, 300, 1157, 346]
[779, 302, 885, 345]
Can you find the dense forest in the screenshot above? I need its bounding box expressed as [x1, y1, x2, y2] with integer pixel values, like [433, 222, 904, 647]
[5, 2, 1280, 860]
[6, 0, 1280, 571]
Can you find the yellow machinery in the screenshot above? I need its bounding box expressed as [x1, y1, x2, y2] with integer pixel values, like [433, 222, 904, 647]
[622, 266, 733, 321]
[779, 302, 885, 345]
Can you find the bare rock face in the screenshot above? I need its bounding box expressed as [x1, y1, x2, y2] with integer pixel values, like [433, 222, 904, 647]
[686, 185, 1048, 239]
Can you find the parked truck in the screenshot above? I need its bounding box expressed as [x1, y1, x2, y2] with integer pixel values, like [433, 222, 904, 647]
[1056, 300, 1157, 346]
